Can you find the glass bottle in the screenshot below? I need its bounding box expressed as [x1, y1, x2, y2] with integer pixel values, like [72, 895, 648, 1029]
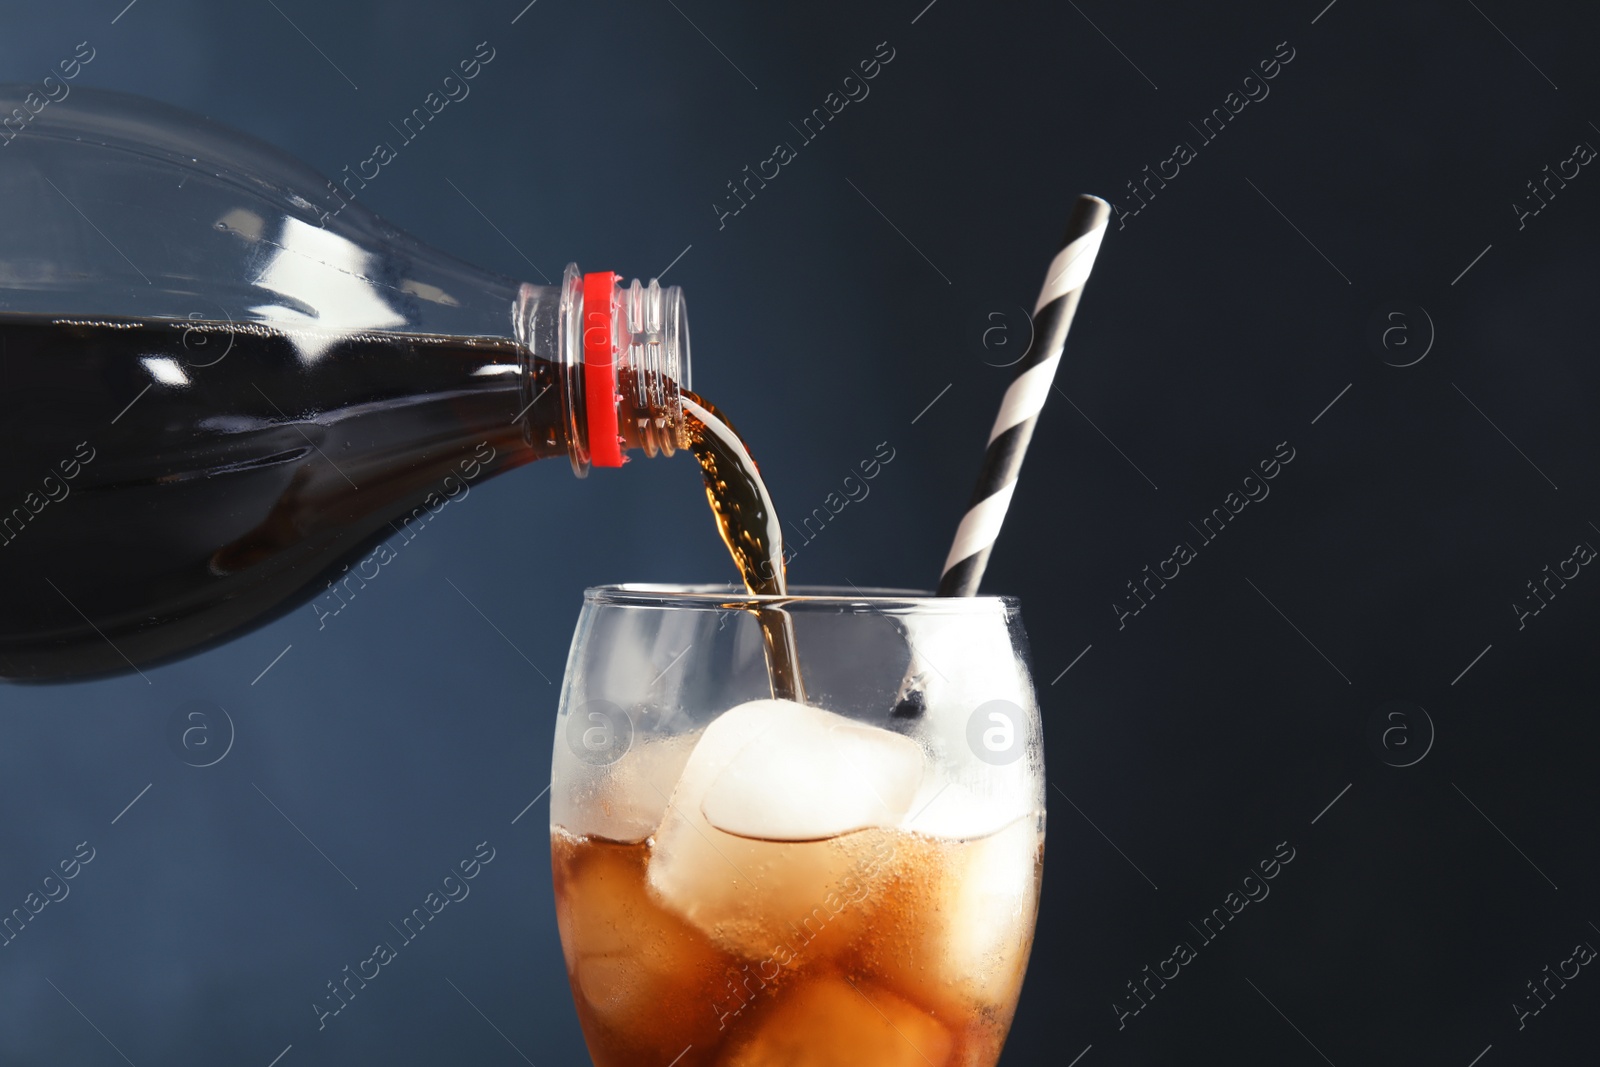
[0, 87, 690, 681]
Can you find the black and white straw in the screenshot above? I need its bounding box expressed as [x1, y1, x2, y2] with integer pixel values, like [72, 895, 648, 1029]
[937, 195, 1110, 597]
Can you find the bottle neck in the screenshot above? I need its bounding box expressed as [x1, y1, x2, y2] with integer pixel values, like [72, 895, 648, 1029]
[521, 263, 690, 477]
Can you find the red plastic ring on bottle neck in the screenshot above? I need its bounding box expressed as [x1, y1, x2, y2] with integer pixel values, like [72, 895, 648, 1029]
[580, 271, 624, 468]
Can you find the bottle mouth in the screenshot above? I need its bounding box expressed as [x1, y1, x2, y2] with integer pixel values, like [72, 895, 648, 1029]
[558, 263, 690, 473]
[618, 276, 690, 459]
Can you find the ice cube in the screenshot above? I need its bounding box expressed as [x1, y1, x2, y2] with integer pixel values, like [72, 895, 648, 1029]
[900, 770, 1035, 841]
[892, 607, 1041, 841]
[551, 830, 726, 1054]
[937, 813, 1042, 1003]
[864, 813, 1043, 1014]
[550, 729, 701, 843]
[647, 699, 920, 958]
[701, 703, 925, 841]
[896, 606, 1032, 724]
[719, 976, 953, 1067]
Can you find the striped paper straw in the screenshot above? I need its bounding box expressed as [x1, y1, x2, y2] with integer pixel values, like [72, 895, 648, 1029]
[937, 194, 1110, 597]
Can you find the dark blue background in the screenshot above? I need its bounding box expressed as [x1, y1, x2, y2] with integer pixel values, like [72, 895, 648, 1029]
[3, 1, 1599, 1064]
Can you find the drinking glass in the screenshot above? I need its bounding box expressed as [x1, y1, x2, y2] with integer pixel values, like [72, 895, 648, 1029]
[550, 584, 1046, 1067]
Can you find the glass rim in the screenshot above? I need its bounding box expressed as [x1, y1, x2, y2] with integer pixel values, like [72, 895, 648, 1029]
[584, 583, 1019, 611]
